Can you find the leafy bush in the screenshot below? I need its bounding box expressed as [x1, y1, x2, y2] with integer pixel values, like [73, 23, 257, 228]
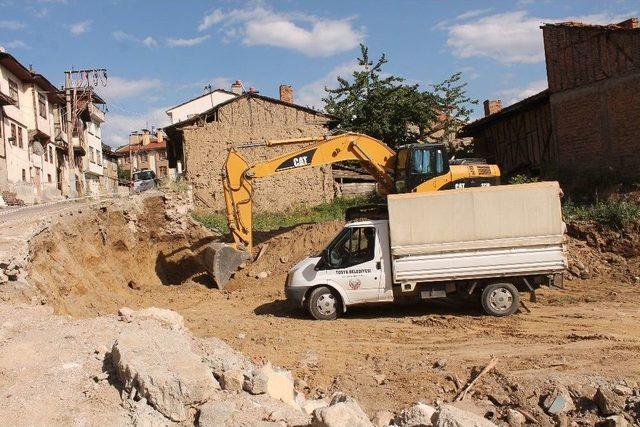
[508, 174, 538, 185]
[563, 199, 640, 229]
[192, 194, 377, 234]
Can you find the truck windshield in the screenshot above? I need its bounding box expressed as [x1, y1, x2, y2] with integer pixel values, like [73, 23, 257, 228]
[133, 170, 155, 181]
[325, 226, 375, 269]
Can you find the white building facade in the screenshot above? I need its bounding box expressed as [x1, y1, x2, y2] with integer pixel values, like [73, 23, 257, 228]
[0, 51, 69, 203]
[165, 88, 237, 125]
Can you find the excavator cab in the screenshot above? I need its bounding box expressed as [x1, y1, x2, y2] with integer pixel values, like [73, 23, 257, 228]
[394, 144, 450, 193]
[394, 143, 499, 192]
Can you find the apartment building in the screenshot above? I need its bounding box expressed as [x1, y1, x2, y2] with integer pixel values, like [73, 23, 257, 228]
[0, 50, 70, 203]
[116, 129, 173, 179]
[101, 144, 119, 194]
[74, 93, 106, 195]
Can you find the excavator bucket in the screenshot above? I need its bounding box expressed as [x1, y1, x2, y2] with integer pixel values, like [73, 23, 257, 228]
[197, 242, 251, 289]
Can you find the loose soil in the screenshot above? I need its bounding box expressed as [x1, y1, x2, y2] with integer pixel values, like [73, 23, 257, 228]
[21, 194, 640, 422]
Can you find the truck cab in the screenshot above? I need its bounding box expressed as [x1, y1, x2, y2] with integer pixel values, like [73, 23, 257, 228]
[285, 220, 393, 320]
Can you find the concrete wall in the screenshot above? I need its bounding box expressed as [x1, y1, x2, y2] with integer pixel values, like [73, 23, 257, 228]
[181, 96, 334, 212]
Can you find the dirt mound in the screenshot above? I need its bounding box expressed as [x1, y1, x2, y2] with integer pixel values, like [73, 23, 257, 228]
[26, 194, 217, 317]
[565, 220, 640, 284]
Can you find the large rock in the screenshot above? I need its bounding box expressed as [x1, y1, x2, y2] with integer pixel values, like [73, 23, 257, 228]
[118, 307, 185, 331]
[312, 394, 373, 427]
[200, 336, 254, 377]
[243, 369, 269, 395]
[505, 409, 526, 427]
[372, 410, 395, 427]
[433, 405, 497, 427]
[111, 324, 219, 422]
[254, 364, 296, 407]
[220, 369, 245, 392]
[594, 387, 627, 416]
[542, 386, 575, 415]
[198, 400, 236, 427]
[395, 402, 437, 426]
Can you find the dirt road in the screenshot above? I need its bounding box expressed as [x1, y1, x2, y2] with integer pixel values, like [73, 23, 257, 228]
[20, 196, 640, 420]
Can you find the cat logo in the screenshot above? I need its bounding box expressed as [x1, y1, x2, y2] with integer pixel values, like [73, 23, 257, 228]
[275, 148, 317, 172]
[293, 156, 309, 167]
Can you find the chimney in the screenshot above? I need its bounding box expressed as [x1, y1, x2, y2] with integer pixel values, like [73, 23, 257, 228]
[231, 80, 243, 95]
[616, 17, 639, 29]
[141, 129, 151, 146]
[279, 84, 294, 103]
[483, 99, 502, 117]
[129, 132, 140, 146]
[156, 130, 164, 143]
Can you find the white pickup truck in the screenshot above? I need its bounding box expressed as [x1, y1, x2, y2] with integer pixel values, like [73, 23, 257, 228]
[285, 182, 567, 320]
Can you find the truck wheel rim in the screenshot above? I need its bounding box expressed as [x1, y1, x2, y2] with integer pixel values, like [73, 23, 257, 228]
[489, 288, 513, 312]
[316, 294, 336, 316]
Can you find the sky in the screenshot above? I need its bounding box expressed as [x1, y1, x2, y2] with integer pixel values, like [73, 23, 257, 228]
[0, 0, 637, 148]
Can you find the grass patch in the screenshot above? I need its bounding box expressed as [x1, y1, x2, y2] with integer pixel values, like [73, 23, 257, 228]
[563, 199, 640, 229]
[192, 195, 377, 234]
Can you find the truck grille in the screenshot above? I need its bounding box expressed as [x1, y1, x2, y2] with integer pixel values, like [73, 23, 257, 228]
[476, 165, 492, 176]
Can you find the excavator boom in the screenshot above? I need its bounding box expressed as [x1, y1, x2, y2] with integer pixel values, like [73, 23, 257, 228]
[223, 133, 396, 251]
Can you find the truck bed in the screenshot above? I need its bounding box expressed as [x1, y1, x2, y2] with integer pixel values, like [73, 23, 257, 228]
[387, 182, 567, 284]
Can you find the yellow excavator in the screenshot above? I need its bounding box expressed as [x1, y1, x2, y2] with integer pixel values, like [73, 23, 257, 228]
[202, 132, 500, 287]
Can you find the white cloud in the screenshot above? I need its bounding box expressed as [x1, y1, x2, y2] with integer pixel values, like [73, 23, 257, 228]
[167, 35, 210, 47]
[1, 40, 28, 49]
[142, 36, 157, 47]
[97, 76, 163, 101]
[196, 6, 364, 57]
[0, 20, 26, 30]
[297, 61, 362, 109]
[102, 108, 170, 148]
[198, 9, 225, 31]
[497, 79, 547, 105]
[34, 8, 49, 18]
[69, 20, 91, 35]
[112, 31, 158, 48]
[445, 11, 634, 64]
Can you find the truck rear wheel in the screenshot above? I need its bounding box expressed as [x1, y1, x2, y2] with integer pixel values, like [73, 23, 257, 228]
[307, 286, 340, 320]
[481, 282, 520, 316]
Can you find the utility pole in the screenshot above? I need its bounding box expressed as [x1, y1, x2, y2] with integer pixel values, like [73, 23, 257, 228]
[63, 68, 107, 197]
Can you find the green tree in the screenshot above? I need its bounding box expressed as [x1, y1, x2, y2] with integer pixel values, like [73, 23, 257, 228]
[323, 44, 476, 150]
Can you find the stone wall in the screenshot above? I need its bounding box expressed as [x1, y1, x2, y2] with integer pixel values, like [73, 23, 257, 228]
[181, 96, 335, 212]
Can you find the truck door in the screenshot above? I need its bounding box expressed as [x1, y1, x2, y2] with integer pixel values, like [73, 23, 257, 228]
[324, 226, 381, 303]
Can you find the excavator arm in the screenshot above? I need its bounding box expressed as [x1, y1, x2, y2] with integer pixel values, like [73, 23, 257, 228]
[222, 132, 396, 252]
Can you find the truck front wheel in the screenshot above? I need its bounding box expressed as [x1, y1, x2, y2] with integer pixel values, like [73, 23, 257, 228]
[481, 282, 520, 316]
[307, 286, 340, 320]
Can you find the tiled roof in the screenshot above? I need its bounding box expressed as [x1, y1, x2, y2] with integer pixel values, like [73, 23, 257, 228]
[115, 140, 166, 154]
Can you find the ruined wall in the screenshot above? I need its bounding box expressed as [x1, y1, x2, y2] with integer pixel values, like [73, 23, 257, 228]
[182, 97, 334, 212]
[551, 72, 640, 186]
[471, 97, 554, 178]
[543, 23, 640, 187]
[543, 23, 640, 93]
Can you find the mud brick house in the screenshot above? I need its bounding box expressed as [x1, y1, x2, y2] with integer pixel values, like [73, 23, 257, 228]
[459, 18, 640, 190]
[164, 86, 338, 212]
